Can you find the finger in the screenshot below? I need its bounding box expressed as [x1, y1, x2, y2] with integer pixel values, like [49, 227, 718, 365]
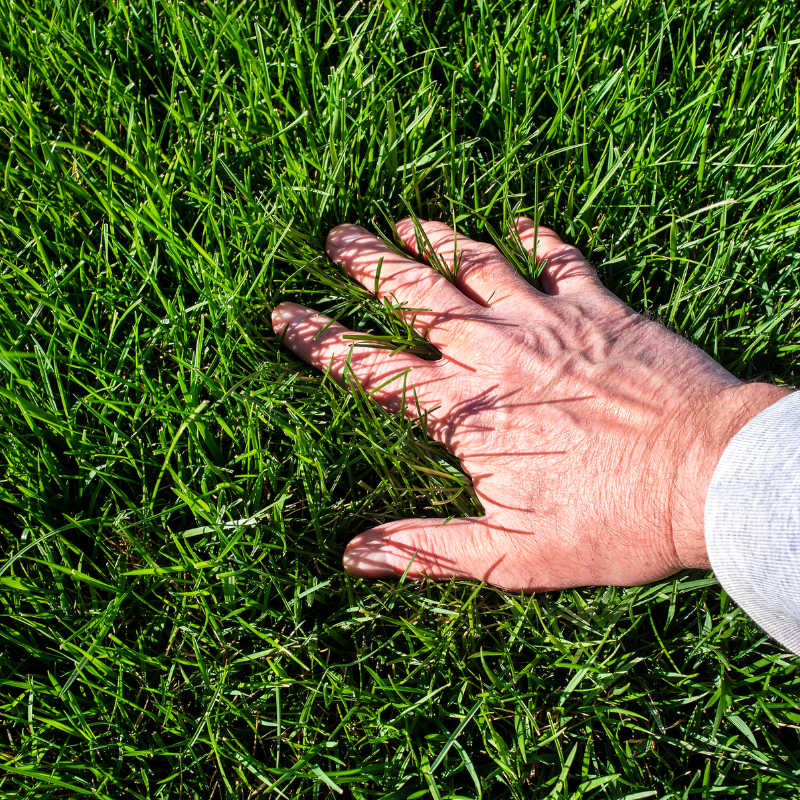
[344, 516, 663, 591]
[344, 517, 544, 591]
[395, 217, 543, 308]
[326, 223, 483, 349]
[514, 217, 602, 296]
[272, 302, 446, 415]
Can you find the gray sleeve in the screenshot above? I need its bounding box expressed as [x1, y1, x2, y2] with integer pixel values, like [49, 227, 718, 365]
[704, 390, 800, 655]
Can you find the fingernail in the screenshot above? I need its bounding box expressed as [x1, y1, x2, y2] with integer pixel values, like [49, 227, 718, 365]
[343, 538, 392, 578]
[271, 302, 300, 335]
[326, 223, 367, 256]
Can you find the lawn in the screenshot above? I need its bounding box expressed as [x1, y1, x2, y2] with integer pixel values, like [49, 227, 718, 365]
[1, 0, 799, 797]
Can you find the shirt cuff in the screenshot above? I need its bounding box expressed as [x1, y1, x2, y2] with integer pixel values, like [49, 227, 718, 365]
[704, 390, 800, 655]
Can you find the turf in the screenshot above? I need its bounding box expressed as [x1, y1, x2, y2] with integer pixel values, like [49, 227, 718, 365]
[1, 0, 799, 797]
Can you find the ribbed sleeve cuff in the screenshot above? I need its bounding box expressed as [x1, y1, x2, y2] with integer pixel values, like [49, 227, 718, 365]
[704, 390, 800, 655]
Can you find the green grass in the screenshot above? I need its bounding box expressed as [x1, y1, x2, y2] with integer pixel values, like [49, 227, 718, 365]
[1, 0, 799, 797]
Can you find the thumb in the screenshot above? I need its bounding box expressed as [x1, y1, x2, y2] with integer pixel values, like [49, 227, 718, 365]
[343, 517, 513, 585]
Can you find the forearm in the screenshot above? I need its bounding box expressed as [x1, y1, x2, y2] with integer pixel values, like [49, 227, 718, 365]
[705, 390, 800, 654]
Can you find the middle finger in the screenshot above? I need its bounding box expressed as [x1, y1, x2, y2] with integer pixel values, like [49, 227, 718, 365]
[396, 217, 544, 309]
[327, 223, 485, 350]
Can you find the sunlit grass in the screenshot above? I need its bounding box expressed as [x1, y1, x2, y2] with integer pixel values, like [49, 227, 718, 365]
[1, 0, 799, 797]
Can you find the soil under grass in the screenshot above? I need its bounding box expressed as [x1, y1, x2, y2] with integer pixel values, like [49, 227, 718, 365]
[1, 0, 799, 797]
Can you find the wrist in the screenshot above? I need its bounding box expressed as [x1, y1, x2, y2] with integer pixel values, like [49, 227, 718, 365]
[670, 381, 792, 569]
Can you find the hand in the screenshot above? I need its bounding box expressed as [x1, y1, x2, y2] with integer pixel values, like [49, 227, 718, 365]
[271, 218, 788, 591]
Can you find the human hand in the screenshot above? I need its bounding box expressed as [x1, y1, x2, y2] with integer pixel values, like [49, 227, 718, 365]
[272, 218, 788, 590]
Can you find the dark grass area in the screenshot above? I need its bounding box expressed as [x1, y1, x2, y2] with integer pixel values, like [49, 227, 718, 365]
[1, 0, 799, 797]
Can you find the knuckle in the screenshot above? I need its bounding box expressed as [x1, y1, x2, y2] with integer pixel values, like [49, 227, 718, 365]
[428, 230, 455, 250]
[456, 241, 502, 277]
[466, 240, 499, 260]
[547, 242, 584, 263]
[402, 272, 447, 309]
